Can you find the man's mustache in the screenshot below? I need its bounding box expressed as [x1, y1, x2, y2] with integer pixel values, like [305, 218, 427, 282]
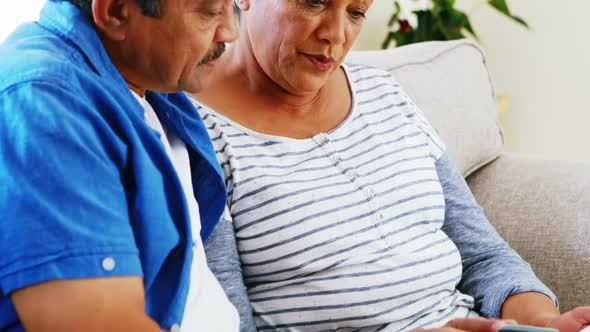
[199, 43, 226, 65]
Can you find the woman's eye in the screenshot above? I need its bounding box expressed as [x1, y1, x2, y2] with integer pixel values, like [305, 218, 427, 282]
[305, 0, 325, 7]
[350, 10, 366, 19]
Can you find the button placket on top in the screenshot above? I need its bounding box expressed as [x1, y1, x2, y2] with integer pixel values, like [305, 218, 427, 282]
[312, 132, 383, 221]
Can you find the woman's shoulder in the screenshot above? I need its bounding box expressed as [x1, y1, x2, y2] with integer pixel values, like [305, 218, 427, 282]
[342, 63, 446, 157]
[342, 62, 401, 86]
[342, 63, 414, 117]
[341, 62, 406, 104]
[186, 94, 219, 128]
[186, 93, 238, 146]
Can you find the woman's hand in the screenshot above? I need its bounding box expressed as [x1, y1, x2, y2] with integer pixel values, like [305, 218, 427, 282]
[545, 307, 590, 332]
[414, 318, 516, 332]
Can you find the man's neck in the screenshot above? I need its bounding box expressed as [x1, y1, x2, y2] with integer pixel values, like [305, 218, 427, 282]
[127, 82, 146, 97]
[97, 30, 147, 97]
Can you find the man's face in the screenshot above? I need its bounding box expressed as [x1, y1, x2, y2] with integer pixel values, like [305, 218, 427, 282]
[115, 0, 237, 94]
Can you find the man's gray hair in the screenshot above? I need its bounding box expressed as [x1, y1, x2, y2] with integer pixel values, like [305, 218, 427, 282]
[51, 0, 162, 19]
[233, 1, 241, 18]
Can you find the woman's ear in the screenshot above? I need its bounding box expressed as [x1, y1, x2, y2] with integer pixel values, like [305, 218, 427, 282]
[236, 0, 251, 11]
[92, 0, 131, 41]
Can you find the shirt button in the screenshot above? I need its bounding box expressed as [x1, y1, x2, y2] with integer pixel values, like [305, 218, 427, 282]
[348, 171, 359, 180]
[320, 137, 330, 145]
[331, 155, 342, 163]
[376, 213, 385, 221]
[171, 323, 181, 332]
[101, 257, 116, 271]
[365, 188, 376, 198]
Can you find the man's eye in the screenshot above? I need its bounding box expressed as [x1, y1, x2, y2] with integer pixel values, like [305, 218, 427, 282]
[194, 2, 224, 17]
[206, 10, 223, 17]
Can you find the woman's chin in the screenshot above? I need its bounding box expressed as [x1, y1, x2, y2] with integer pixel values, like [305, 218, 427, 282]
[285, 69, 337, 94]
[286, 77, 330, 95]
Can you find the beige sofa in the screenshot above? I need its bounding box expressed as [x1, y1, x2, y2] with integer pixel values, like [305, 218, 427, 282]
[347, 40, 590, 312]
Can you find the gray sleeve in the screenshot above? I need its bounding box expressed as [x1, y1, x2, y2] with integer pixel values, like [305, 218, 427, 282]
[436, 152, 558, 318]
[205, 216, 257, 332]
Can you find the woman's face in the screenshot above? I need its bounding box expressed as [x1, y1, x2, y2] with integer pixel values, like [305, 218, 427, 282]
[243, 0, 373, 94]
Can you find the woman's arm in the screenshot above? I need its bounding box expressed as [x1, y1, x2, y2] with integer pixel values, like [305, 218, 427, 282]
[502, 292, 559, 326]
[205, 211, 258, 332]
[436, 152, 558, 319]
[503, 293, 590, 332]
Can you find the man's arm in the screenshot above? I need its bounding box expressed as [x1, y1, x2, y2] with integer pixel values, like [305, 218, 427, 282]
[0, 81, 163, 331]
[12, 277, 166, 332]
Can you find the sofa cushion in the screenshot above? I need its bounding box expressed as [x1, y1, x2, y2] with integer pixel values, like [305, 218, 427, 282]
[466, 153, 590, 311]
[346, 39, 503, 177]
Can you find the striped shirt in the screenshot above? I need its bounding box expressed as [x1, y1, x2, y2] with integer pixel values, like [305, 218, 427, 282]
[194, 64, 479, 331]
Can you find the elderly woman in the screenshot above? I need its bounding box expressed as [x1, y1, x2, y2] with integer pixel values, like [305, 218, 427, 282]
[191, 0, 590, 331]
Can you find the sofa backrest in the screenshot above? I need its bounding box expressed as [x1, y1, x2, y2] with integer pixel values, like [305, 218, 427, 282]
[347, 39, 503, 177]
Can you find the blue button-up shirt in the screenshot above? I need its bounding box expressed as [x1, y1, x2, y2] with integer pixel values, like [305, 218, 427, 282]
[0, 1, 226, 330]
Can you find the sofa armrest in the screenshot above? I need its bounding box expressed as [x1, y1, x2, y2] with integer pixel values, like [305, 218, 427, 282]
[466, 153, 590, 311]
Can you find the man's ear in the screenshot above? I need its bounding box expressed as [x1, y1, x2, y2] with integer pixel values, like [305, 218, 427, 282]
[92, 0, 131, 41]
[236, 0, 251, 11]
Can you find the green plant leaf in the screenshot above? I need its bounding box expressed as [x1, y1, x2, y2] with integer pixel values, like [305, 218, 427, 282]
[383, 0, 527, 48]
[488, 0, 510, 14]
[382, 31, 396, 49]
[487, 0, 529, 28]
[508, 15, 529, 28]
[387, 1, 401, 27]
[457, 11, 478, 39]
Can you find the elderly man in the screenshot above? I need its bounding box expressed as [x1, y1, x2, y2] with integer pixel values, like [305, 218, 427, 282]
[0, 0, 239, 331]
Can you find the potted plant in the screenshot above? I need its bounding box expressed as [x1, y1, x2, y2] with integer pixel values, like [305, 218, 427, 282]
[382, 0, 528, 49]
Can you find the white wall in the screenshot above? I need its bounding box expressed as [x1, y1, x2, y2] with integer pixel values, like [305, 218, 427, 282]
[0, 0, 45, 43]
[354, 1, 590, 161]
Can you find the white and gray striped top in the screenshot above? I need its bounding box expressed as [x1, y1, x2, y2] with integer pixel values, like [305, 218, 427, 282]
[194, 64, 478, 331]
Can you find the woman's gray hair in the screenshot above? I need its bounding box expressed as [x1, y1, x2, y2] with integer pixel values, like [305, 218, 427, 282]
[50, 0, 162, 19]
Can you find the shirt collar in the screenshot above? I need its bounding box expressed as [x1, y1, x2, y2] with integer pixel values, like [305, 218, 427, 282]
[38, 0, 127, 85]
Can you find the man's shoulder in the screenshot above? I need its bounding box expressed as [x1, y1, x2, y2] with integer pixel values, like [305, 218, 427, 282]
[0, 23, 135, 149]
[0, 22, 97, 94]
